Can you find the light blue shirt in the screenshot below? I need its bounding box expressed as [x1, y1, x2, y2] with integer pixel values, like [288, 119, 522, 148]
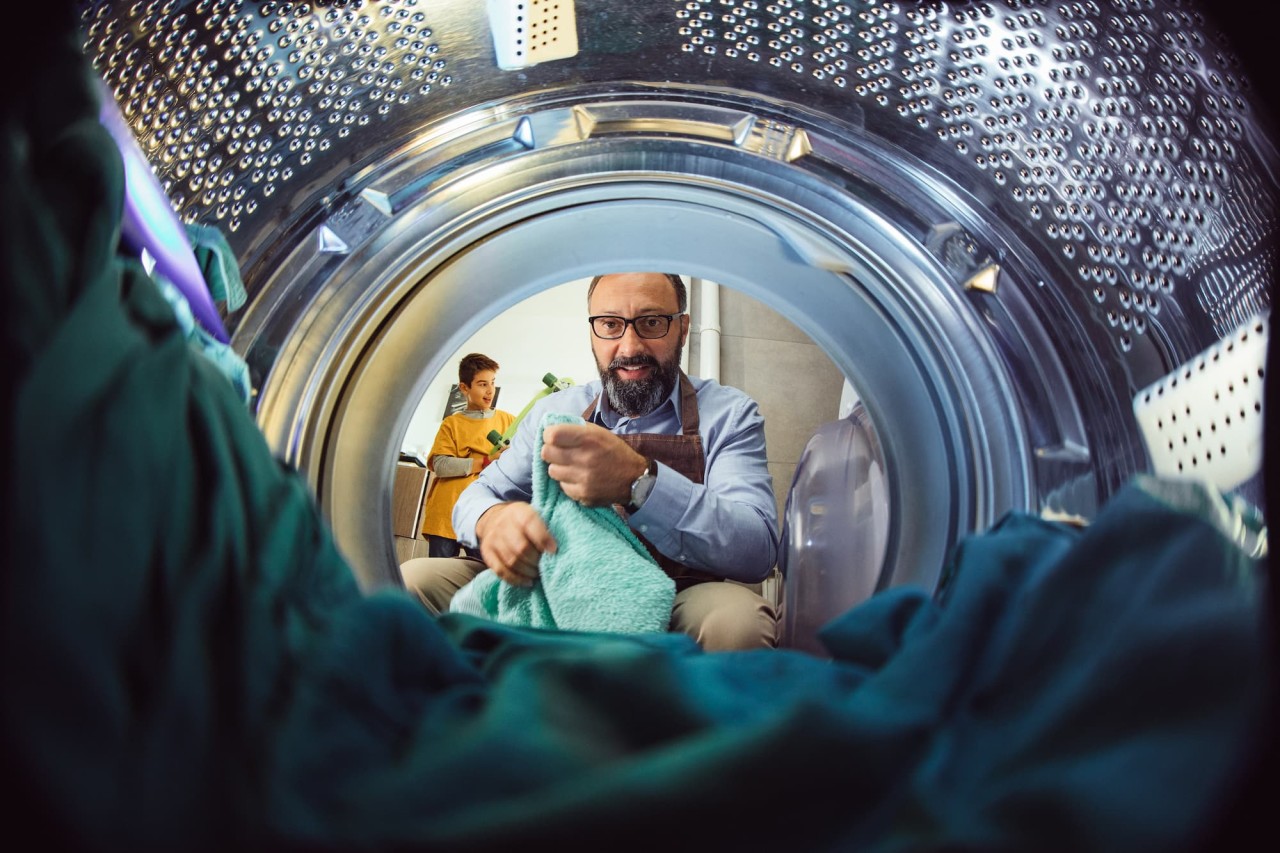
[452, 374, 780, 583]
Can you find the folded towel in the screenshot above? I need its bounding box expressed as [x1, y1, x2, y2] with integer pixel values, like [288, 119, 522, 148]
[450, 412, 675, 633]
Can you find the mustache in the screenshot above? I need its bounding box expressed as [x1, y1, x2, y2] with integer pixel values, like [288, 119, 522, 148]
[607, 355, 659, 372]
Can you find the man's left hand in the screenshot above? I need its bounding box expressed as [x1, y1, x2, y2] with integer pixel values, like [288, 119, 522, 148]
[540, 423, 647, 507]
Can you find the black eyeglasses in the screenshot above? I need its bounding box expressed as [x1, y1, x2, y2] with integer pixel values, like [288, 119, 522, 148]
[588, 313, 684, 340]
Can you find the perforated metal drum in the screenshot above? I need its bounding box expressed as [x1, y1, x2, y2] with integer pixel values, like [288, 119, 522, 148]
[78, 1, 1275, 603]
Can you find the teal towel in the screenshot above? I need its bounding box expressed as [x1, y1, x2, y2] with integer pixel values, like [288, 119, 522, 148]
[155, 276, 252, 405]
[450, 412, 675, 633]
[185, 221, 247, 312]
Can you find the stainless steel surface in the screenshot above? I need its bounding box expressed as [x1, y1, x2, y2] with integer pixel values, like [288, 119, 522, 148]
[79, 2, 1276, 603]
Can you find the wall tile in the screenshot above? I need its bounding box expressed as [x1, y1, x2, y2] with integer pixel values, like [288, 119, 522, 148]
[718, 286, 813, 344]
[721, 335, 845, 462]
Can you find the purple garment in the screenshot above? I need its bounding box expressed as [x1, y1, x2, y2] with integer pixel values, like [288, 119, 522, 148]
[96, 77, 228, 343]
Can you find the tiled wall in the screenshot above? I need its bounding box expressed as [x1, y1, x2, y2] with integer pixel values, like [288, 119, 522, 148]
[687, 283, 846, 527]
[687, 283, 846, 608]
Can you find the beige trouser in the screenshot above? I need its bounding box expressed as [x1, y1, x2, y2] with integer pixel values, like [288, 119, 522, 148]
[399, 556, 778, 651]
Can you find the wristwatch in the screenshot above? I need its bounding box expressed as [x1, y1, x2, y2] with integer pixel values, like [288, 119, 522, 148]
[626, 458, 658, 514]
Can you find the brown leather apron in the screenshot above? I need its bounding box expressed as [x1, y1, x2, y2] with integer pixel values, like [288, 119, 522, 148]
[583, 373, 721, 590]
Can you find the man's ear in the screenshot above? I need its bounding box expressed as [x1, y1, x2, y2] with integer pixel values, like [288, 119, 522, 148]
[679, 313, 691, 346]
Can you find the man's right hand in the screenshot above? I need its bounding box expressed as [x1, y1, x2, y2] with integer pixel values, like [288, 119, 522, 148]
[474, 501, 557, 587]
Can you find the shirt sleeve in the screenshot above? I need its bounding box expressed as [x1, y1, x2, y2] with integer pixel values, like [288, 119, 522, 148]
[627, 391, 780, 583]
[430, 455, 473, 478]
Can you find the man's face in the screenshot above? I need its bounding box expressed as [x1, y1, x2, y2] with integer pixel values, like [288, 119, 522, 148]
[459, 369, 497, 411]
[588, 273, 689, 417]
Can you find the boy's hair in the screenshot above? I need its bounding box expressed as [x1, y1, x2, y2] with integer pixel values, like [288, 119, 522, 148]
[588, 273, 688, 313]
[458, 352, 499, 386]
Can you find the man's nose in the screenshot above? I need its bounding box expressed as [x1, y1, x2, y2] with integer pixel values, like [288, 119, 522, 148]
[616, 323, 651, 351]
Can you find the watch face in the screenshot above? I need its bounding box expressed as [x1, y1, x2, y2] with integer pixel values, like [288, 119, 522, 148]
[630, 463, 655, 511]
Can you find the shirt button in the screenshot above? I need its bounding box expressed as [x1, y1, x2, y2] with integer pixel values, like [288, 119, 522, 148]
[639, 524, 649, 533]
[679, 554, 687, 561]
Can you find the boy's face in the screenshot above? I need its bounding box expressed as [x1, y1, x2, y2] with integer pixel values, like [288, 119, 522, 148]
[459, 369, 497, 411]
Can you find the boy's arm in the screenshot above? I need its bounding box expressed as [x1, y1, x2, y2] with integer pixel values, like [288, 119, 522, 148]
[426, 417, 476, 477]
[431, 456, 477, 477]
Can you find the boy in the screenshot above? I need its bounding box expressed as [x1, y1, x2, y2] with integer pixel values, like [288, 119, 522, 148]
[418, 353, 515, 557]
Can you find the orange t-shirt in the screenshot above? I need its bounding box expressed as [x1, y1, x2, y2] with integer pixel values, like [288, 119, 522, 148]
[419, 409, 515, 539]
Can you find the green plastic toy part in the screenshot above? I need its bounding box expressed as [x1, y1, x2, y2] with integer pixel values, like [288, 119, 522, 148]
[487, 372, 574, 456]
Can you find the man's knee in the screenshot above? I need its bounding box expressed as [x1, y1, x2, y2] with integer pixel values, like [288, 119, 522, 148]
[671, 582, 778, 651]
[399, 556, 483, 615]
[697, 600, 778, 651]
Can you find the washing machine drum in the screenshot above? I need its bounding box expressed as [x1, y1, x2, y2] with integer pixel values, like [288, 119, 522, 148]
[81, 1, 1274, 602]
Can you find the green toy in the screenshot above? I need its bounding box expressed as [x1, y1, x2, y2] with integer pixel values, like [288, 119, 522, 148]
[487, 372, 574, 456]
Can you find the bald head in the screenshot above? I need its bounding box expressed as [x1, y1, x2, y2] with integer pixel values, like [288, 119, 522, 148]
[588, 273, 687, 313]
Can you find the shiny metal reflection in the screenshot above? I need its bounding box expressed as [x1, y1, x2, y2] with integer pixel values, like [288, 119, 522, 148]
[77, 2, 1276, 621]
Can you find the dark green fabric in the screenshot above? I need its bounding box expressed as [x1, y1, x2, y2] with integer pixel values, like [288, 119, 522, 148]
[185, 221, 247, 312]
[3, 22, 366, 847]
[2, 9, 1271, 852]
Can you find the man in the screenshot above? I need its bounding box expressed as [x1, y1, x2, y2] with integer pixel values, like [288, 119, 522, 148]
[401, 272, 780, 650]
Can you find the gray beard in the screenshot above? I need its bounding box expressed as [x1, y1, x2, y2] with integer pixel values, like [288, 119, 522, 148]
[601, 349, 682, 417]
